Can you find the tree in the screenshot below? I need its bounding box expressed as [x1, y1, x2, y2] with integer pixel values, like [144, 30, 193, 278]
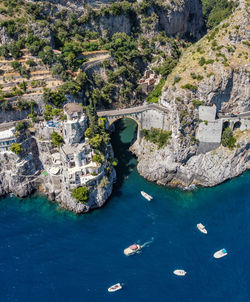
[11, 61, 21, 71]
[15, 121, 26, 131]
[51, 131, 64, 147]
[221, 127, 236, 149]
[38, 46, 55, 65]
[72, 186, 89, 203]
[10, 143, 23, 155]
[92, 154, 103, 163]
[89, 133, 102, 149]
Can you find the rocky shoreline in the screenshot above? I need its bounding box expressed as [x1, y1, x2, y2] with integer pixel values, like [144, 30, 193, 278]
[0, 104, 117, 214]
[130, 129, 249, 189]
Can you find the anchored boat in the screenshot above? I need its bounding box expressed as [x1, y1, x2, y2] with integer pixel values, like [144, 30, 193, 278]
[173, 269, 187, 276]
[213, 248, 228, 258]
[108, 283, 122, 292]
[124, 244, 141, 256]
[141, 191, 153, 201]
[197, 223, 207, 234]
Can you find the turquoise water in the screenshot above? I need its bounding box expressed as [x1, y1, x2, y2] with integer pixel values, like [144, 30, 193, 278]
[0, 119, 249, 302]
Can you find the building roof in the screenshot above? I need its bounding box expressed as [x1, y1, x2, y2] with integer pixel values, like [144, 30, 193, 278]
[199, 105, 216, 122]
[196, 120, 223, 143]
[0, 127, 15, 141]
[64, 103, 83, 115]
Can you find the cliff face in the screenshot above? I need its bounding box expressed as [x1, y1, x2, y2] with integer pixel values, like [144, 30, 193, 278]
[0, 115, 116, 214]
[155, 0, 204, 39]
[0, 137, 41, 197]
[131, 129, 249, 188]
[131, 1, 250, 188]
[24, 0, 204, 39]
[163, 0, 249, 113]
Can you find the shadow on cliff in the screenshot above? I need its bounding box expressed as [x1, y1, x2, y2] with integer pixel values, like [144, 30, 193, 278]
[110, 119, 137, 196]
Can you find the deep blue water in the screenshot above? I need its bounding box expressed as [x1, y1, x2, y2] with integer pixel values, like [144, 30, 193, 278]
[0, 119, 249, 302]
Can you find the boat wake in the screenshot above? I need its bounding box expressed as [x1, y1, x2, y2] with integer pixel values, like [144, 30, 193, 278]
[140, 237, 154, 249]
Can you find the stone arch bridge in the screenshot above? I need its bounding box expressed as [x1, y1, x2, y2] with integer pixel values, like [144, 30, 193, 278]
[97, 104, 170, 141]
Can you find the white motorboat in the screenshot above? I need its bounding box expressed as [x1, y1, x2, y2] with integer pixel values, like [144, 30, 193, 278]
[213, 248, 228, 258]
[173, 269, 187, 276]
[108, 283, 122, 292]
[124, 244, 141, 256]
[141, 191, 153, 201]
[197, 223, 207, 234]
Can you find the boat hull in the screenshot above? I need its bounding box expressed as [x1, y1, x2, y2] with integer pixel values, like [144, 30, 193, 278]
[197, 224, 207, 234]
[141, 191, 153, 201]
[108, 283, 122, 292]
[123, 244, 141, 256]
[213, 249, 227, 258]
[173, 270, 187, 276]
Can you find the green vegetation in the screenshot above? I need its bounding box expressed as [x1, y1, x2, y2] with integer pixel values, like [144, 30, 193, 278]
[109, 157, 118, 167]
[51, 131, 64, 147]
[43, 89, 66, 107]
[142, 128, 172, 149]
[92, 154, 103, 163]
[84, 107, 110, 151]
[181, 83, 198, 92]
[10, 143, 23, 155]
[146, 78, 165, 103]
[72, 186, 89, 203]
[201, 0, 237, 29]
[15, 121, 27, 132]
[192, 99, 204, 108]
[221, 126, 236, 149]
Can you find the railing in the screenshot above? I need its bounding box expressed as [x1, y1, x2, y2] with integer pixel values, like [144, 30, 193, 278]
[97, 103, 169, 117]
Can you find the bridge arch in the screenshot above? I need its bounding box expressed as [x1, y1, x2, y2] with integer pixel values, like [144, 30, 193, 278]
[107, 115, 142, 142]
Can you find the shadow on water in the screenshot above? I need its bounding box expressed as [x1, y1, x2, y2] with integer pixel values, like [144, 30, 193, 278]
[110, 118, 137, 194]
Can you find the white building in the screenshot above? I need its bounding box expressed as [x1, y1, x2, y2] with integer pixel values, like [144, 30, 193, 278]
[0, 127, 17, 151]
[63, 103, 88, 144]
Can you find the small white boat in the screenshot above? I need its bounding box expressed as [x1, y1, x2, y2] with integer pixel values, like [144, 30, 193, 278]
[124, 244, 141, 256]
[108, 283, 122, 292]
[213, 248, 228, 259]
[141, 191, 153, 201]
[173, 269, 187, 276]
[197, 223, 207, 234]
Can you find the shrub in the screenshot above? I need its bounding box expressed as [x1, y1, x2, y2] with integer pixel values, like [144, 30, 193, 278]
[15, 121, 27, 131]
[72, 186, 89, 203]
[173, 76, 181, 84]
[10, 143, 23, 155]
[51, 131, 64, 147]
[146, 78, 165, 103]
[181, 83, 198, 92]
[221, 126, 236, 149]
[142, 128, 172, 149]
[199, 57, 206, 66]
[110, 157, 118, 166]
[92, 154, 103, 163]
[11, 61, 21, 71]
[192, 99, 204, 108]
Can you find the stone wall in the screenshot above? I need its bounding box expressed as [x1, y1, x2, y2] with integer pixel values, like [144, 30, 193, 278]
[140, 109, 170, 131]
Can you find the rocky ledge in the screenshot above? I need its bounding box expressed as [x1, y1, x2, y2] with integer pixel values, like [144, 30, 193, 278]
[131, 129, 249, 188]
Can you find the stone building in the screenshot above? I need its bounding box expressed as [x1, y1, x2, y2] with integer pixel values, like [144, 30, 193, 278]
[63, 103, 88, 144]
[139, 69, 159, 94]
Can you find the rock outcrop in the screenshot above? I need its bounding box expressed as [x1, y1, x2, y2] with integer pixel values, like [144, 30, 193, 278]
[0, 111, 116, 214]
[131, 129, 249, 188]
[131, 1, 250, 188]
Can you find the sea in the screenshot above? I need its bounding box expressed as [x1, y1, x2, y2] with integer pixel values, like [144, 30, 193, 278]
[0, 118, 249, 302]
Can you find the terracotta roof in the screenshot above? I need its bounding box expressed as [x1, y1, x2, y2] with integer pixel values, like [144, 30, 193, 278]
[64, 103, 83, 115]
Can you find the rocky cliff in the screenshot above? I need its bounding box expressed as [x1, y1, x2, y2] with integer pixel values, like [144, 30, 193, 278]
[131, 0, 250, 188]
[0, 114, 116, 214]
